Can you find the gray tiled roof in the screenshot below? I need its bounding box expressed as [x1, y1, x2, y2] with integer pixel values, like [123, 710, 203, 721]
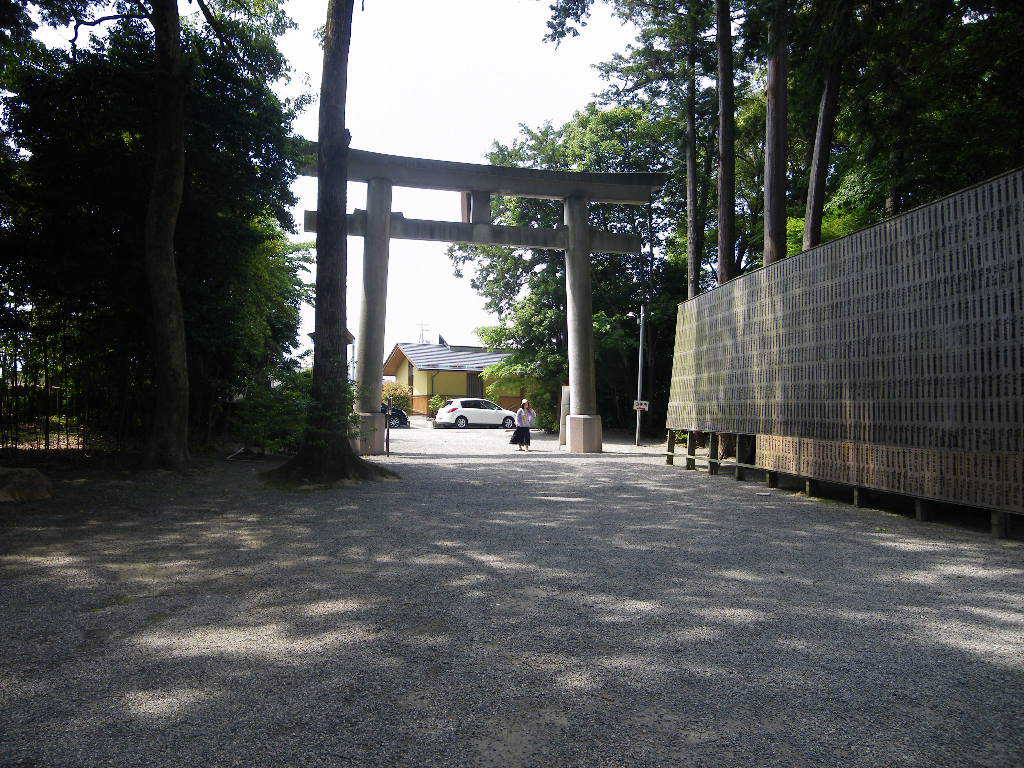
[397, 343, 510, 372]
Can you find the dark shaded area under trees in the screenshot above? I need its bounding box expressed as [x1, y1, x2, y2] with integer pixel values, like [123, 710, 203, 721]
[1, 5, 311, 461]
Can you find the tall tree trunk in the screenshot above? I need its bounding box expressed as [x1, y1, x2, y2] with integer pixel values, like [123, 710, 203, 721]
[142, 0, 189, 469]
[803, 64, 840, 250]
[763, 0, 789, 265]
[267, 0, 392, 483]
[685, 13, 700, 300]
[716, 0, 737, 283]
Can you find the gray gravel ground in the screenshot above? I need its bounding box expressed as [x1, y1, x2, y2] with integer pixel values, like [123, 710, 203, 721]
[2, 422, 1023, 768]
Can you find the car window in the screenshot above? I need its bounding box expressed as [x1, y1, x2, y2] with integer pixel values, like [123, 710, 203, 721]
[482, 401, 500, 410]
[460, 400, 478, 409]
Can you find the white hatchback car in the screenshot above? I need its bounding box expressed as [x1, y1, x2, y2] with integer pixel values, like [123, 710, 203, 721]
[434, 398, 517, 429]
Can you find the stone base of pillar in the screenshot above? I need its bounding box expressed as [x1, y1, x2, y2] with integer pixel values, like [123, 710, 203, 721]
[566, 414, 602, 453]
[355, 412, 386, 456]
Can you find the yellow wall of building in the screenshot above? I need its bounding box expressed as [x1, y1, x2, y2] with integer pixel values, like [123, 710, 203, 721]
[395, 359, 411, 389]
[411, 367, 433, 395]
[432, 371, 469, 397]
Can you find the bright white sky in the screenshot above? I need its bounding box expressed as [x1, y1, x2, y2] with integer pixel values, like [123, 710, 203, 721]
[278, 0, 632, 357]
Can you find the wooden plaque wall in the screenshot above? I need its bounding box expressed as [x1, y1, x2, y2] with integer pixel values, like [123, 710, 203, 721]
[667, 169, 1023, 514]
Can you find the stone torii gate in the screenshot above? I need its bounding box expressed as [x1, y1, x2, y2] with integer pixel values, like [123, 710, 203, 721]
[301, 146, 664, 454]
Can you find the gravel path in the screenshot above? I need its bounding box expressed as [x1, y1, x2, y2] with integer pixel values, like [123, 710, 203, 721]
[2, 423, 1023, 767]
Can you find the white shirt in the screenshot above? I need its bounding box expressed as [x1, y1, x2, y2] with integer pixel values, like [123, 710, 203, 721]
[516, 408, 536, 427]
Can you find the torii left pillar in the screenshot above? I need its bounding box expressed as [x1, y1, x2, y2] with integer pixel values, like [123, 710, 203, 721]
[354, 177, 392, 455]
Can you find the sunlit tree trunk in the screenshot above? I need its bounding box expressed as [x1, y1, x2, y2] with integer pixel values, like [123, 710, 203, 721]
[267, 0, 392, 483]
[685, 8, 701, 300]
[803, 64, 839, 250]
[716, 0, 737, 283]
[763, 0, 789, 265]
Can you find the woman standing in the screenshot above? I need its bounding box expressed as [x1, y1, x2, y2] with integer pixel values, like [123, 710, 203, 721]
[510, 398, 536, 451]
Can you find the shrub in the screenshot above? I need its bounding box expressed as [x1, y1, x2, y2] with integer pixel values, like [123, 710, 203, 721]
[428, 394, 447, 416]
[231, 370, 361, 454]
[381, 381, 411, 411]
[231, 369, 311, 454]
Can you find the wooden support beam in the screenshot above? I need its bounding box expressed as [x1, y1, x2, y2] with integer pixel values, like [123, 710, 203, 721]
[992, 511, 1009, 538]
[298, 144, 665, 205]
[853, 487, 864, 507]
[766, 471, 778, 488]
[304, 210, 643, 254]
[666, 430, 676, 466]
[708, 433, 719, 475]
[915, 499, 933, 522]
[805, 479, 817, 497]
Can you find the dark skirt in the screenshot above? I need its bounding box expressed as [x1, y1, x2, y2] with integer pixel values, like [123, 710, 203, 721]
[509, 426, 531, 446]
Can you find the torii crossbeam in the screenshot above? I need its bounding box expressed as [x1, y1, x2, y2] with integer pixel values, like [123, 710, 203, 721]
[300, 145, 665, 454]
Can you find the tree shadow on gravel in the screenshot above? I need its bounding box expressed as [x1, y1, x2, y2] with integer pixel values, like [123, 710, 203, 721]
[1, 454, 1023, 768]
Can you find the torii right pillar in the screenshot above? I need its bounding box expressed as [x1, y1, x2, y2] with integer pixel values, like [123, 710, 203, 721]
[564, 194, 602, 452]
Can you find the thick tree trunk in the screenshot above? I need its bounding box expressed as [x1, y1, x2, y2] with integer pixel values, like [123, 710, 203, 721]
[685, 20, 700, 300]
[142, 0, 189, 469]
[716, 0, 737, 283]
[803, 64, 840, 250]
[763, 0, 789, 265]
[267, 0, 392, 483]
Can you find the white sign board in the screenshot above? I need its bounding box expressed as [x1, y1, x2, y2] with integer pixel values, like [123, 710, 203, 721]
[633, 400, 649, 412]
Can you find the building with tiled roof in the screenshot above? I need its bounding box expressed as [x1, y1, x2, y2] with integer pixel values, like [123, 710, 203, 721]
[382, 338, 525, 413]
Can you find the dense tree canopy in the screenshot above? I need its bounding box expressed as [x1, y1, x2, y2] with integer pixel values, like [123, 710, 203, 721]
[0, 12, 309, 453]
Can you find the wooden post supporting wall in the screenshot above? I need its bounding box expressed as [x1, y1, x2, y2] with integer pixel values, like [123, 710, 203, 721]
[686, 431, 697, 470]
[735, 434, 754, 481]
[708, 432, 719, 475]
[992, 511, 1009, 538]
[666, 429, 676, 466]
[805, 479, 816, 497]
[766, 471, 778, 488]
[853, 487, 864, 507]
[915, 499, 933, 522]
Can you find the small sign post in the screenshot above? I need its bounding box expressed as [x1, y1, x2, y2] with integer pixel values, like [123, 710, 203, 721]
[633, 400, 649, 412]
[635, 304, 646, 445]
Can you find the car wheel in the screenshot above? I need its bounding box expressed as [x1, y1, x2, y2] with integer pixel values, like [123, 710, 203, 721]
[388, 416, 401, 429]
[454, 415, 468, 429]
[502, 416, 515, 429]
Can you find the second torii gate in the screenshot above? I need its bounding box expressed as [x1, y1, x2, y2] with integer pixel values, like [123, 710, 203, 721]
[301, 146, 664, 454]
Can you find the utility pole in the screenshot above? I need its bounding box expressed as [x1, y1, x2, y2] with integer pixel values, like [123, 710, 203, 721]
[635, 304, 645, 446]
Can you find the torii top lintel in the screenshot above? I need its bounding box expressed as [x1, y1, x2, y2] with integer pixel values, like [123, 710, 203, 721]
[300, 144, 665, 206]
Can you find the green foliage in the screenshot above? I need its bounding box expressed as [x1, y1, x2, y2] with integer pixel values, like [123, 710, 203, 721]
[232, 370, 364, 454]
[786, 208, 875, 257]
[381, 381, 411, 411]
[0, 11, 308, 450]
[428, 394, 447, 416]
[231, 369, 311, 453]
[546, 0, 1024, 275]
[453, 107, 688, 431]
